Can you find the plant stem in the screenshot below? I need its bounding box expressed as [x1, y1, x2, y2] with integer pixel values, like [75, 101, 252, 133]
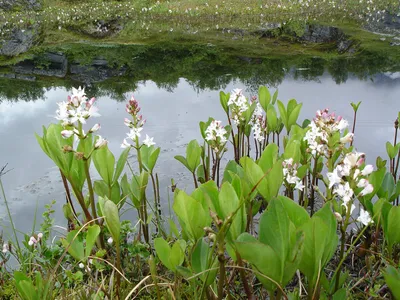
[83, 159, 98, 223]
[217, 247, 226, 300]
[237, 253, 253, 299]
[115, 242, 122, 299]
[350, 109, 357, 147]
[0, 177, 22, 256]
[192, 172, 198, 189]
[310, 156, 319, 216]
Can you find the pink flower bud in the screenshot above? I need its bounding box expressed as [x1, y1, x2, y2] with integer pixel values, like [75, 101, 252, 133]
[61, 130, 74, 139]
[95, 136, 108, 149]
[90, 123, 101, 133]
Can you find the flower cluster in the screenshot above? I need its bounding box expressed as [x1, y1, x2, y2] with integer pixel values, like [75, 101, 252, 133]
[56, 87, 107, 148]
[227, 89, 250, 125]
[327, 151, 374, 226]
[251, 102, 266, 143]
[205, 120, 228, 153]
[28, 233, 43, 246]
[304, 109, 351, 156]
[282, 158, 305, 191]
[121, 95, 155, 148]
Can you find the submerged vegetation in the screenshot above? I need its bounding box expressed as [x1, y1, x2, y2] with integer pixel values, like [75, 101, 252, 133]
[1, 85, 400, 299]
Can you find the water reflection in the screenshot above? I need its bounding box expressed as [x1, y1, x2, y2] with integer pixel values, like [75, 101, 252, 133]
[0, 74, 400, 235]
[0, 43, 399, 103]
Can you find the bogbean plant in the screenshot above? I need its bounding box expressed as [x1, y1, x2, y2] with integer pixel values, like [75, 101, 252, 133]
[1, 86, 400, 299]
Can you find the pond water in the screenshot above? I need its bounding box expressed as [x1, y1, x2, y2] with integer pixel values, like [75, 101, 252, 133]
[1, 48, 400, 236]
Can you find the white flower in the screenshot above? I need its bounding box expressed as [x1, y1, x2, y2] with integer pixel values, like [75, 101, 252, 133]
[361, 165, 373, 176]
[335, 182, 354, 204]
[143, 134, 156, 147]
[344, 152, 365, 168]
[2, 243, 8, 253]
[359, 184, 374, 196]
[340, 133, 353, 144]
[79, 262, 85, 269]
[94, 136, 108, 149]
[124, 118, 132, 127]
[357, 178, 368, 188]
[341, 202, 356, 214]
[295, 180, 305, 191]
[127, 127, 143, 140]
[336, 119, 349, 131]
[327, 170, 342, 189]
[28, 240, 34, 246]
[70, 86, 87, 106]
[107, 237, 113, 245]
[61, 130, 74, 139]
[121, 138, 131, 149]
[89, 123, 101, 133]
[37, 233, 43, 240]
[357, 208, 373, 226]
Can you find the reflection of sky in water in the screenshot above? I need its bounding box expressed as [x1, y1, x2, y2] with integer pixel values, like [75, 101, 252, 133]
[1, 73, 400, 234]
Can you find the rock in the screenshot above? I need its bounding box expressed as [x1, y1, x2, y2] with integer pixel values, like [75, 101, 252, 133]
[383, 12, 400, 30]
[32, 52, 68, 77]
[70, 58, 127, 84]
[300, 25, 343, 43]
[13, 52, 68, 77]
[0, 73, 16, 79]
[0, 25, 41, 56]
[74, 19, 123, 38]
[337, 39, 353, 53]
[0, 0, 41, 10]
[15, 74, 36, 81]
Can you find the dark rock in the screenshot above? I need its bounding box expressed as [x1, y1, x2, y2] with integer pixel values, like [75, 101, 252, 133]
[0, 0, 41, 10]
[13, 60, 35, 74]
[300, 25, 343, 43]
[13, 52, 68, 77]
[15, 74, 36, 81]
[337, 39, 353, 53]
[383, 12, 400, 30]
[74, 19, 123, 38]
[32, 52, 68, 77]
[70, 59, 127, 84]
[0, 73, 16, 79]
[0, 25, 41, 56]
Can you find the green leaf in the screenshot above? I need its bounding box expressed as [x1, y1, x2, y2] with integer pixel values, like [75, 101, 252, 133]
[219, 182, 246, 242]
[173, 190, 211, 242]
[377, 172, 395, 200]
[240, 156, 269, 200]
[85, 225, 100, 258]
[154, 237, 172, 270]
[61, 230, 85, 262]
[258, 86, 271, 112]
[386, 206, 400, 249]
[277, 196, 309, 228]
[186, 140, 201, 172]
[236, 233, 281, 292]
[258, 143, 279, 173]
[113, 147, 130, 183]
[220, 91, 229, 114]
[386, 142, 396, 159]
[384, 266, 400, 299]
[174, 155, 190, 170]
[170, 242, 185, 270]
[103, 199, 120, 242]
[299, 204, 338, 287]
[92, 145, 115, 186]
[192, 238, 217, 285]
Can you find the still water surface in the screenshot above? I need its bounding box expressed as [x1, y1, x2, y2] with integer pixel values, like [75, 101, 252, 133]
[0, 72, 399, 234]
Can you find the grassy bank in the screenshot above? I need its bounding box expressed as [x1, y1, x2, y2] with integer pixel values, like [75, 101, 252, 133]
[0, 0, 399, 61]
